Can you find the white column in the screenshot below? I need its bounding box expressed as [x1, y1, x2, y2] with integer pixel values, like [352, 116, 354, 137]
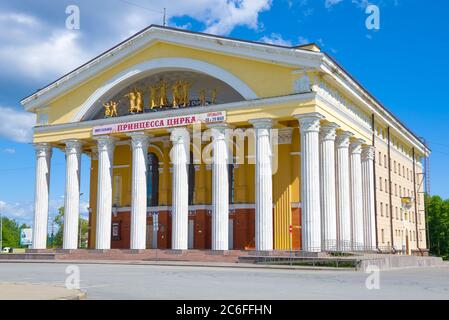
[350, 139, 365, 250]
[295, 113, 323, 253]
[249, 119, 273, 251]
[95, 136, 116, 249]
[209, 124, 229, 250]
[319, 123, 339, 251]
[335, 131, 353, 252]
[170, 128, 190, 250]
[129, 132, 150, 250]
[362, 145, 376, 250]
[32, 143, 52, 249]
[63, 140, 82, 250]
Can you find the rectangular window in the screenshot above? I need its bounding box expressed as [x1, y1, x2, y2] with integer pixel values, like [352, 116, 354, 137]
[379, 152, 382, 166]
[386, 204, 389, 218]
[384, 155, 387, 168]
[381, 229, 385, 244]
[380, 202, 383, 216]
[379, 177, 383, 191]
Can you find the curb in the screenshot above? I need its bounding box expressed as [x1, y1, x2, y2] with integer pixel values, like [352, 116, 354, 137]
[0, 259, 356, 271]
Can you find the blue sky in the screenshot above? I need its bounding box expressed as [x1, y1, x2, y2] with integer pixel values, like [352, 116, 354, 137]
[0, 0, 448, 227]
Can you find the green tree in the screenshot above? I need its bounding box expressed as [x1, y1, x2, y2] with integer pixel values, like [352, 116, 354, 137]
[426, 194, 449, 260]
[1, 216, 29, 248]
[50, 207, 89, 248]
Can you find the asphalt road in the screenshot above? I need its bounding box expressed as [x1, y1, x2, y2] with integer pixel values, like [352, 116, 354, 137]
[0, 262, 448, 299]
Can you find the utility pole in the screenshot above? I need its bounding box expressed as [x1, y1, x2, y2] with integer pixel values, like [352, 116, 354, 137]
[163, 8, 166, 26]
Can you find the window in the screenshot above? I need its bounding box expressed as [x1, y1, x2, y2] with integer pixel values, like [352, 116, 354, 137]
[379, 177, 383, 191]
[381, 229, 385, 244]
[394, 183, 397, 196]
[394, 161, 397, 173]
[386, 204, 389, 218]
[380, 202, 383, 216]
[379, 152, 382, 166]
[147, 152, 159, 207]
[395, 206, 398, 220]
[384, 155, 387, 168]
[385, 179, 388, 193]
[403, 165, 405, 177]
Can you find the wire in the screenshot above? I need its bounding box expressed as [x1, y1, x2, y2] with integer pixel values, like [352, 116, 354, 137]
[116, 0, 165, 14]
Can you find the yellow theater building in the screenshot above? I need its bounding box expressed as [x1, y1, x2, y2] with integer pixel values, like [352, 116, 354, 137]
[21, 25, 429, 254]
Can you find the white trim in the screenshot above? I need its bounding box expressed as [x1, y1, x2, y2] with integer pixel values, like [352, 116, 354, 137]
[291, 202, 302, 209]
[113, 164, 129, 169]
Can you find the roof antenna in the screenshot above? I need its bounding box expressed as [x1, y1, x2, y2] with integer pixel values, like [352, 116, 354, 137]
[163, 8, 166, 26]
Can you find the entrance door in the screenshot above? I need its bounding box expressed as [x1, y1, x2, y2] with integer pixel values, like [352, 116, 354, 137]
[188, 220, 194, 249]
[228, 218, 234, 250]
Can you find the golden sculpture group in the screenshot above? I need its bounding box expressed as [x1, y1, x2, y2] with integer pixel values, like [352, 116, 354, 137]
[103, 79, 217, 117]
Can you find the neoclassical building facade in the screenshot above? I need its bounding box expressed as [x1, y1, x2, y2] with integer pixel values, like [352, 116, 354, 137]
[22, 25, 429, 254]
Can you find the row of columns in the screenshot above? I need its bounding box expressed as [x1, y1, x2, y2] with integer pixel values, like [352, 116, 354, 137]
[32, 113, 375, 252]
[297, 113, 376, 252]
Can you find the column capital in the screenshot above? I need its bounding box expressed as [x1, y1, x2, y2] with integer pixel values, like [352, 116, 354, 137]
[169, 127, 190, 143]
[248, 118, 273, 129]
[295, 112, 324, 133]
[349, 138, 365, 154]
[94, 135, 117, 151]
[34, 143, 52, 158]
[207, 123, 231, 140]
[335, 131, 354, 148]
[361, 145, 375, 161]
[320, 123, 339, 141]
[128, 132, 151, 149]
[62, 139, 83, 156]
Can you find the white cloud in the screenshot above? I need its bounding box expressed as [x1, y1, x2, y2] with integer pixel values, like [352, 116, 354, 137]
[325, 0, 344, 8]
[298, 36, 310, 45]
[260, 33, 292, 46]
[2, 148, 16, 154]
[202, 0, 272, 35]
[351, 0, 371, 9]
[0, 200, 33, 226]
[0, 2, 273, 82]
[0, 106, 35, 143]
[0, 12, 90, 80]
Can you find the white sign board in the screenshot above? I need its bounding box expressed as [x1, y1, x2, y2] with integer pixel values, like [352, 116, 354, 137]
[20, 228, 32, 246]
[93, 111, 226, 136]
